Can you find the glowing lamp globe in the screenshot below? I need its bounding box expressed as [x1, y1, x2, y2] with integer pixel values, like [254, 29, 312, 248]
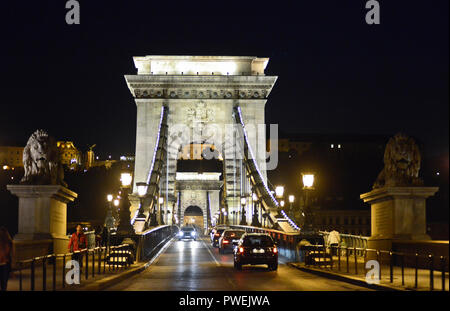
[302, 174, 315, 189]
[289, 195, 295, 203]
[240, 197, 246, 206]
[120, 172, 133, 188]
[275, 186, 284, 198]
[136, 182, 148, 197]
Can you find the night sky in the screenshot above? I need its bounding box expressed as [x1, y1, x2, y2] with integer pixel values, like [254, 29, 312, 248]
[0, 1, 448, 160]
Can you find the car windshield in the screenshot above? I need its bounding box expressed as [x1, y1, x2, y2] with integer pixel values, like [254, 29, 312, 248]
[216, 229, 226, 235]
[224, 230, 245, 238]
[182, 227, 195, 232]
[242, 235, 274, 247]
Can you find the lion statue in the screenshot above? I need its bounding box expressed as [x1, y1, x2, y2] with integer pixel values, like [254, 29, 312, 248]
[373, 132, 423, 189]
[20, 129, 67, 186]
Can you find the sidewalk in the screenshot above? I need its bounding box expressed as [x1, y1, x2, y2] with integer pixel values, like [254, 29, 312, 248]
[7, 237, 174, 291]
[289, 255, 449, 291]
[7, 253, 140, 291]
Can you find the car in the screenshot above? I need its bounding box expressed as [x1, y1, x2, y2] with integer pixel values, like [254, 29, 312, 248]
[218, 229, 246, 254]
[178, 226, 197, 241]
[211, 227, 228, 247]
[210, 226, 228, 243]
[233, 233, 278, 271]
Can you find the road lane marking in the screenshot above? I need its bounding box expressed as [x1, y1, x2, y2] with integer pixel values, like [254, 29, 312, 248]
[201, 238, 220, 267]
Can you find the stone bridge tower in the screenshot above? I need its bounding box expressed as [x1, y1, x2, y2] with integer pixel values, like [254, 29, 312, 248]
[125, 56, 277, 226]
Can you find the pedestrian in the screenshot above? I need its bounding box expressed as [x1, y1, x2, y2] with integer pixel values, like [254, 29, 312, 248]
[0, 227, 13, 291]
[327, 230, 341, 256]
[68, 224, 87, 268]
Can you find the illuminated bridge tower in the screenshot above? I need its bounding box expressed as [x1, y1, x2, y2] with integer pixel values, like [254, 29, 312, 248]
[125, 56, 277, 228]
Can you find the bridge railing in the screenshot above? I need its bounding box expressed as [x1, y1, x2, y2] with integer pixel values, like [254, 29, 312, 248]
[301, 244, 449, 290]
[230, 225, 301, 261]
[136, 225, 178, 262]
[15, 244, 133, 291]
[319, 231, 369, 257]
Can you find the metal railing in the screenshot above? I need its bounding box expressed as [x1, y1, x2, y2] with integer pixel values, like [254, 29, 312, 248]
[136, 225, 178, 262]
[319, 231, 369, 256]
[15, 244, 132, 291]
[301, 244, 448, 291]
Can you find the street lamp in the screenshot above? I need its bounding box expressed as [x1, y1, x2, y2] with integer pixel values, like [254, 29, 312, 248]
[240, 197, 247, 225]
[158, 197, 164, 225]
[135, 182, 148, 229]
[117, 169, 135, 237]
[221, 208, 226, 225]
[288, 195, 295, 219]
[301, 173, 315, 232]
[251, 192, 261, 227]
[105, 194, 115, 228]
[275, 186, 284, 198]
[275, 185, 285, 218]
[302, 173, 315, 189]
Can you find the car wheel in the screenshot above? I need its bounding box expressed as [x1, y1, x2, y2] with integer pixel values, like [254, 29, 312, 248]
[269, 263, 278, 271]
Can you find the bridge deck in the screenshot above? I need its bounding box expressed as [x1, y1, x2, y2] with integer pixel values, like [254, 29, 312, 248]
[106, 236, 371, 291]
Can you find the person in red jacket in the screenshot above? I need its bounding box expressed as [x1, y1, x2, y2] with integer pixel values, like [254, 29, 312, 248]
[68, 225, 87, 268]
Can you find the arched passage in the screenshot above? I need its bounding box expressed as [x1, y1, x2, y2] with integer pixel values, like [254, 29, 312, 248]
[183, 205, 204, 230]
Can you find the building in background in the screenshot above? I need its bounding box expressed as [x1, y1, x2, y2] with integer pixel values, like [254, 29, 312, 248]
[313, 209, 371, 236]
[57, 141, 82, 169]
[0, 146, 23, 168]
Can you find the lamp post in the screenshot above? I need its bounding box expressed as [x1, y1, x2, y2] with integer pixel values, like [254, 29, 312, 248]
[116, 170, 135, 237]
[158, 196, 164, 225]
[221, 208, 226, 225]
[288, 195, 295, 219]
[302, 173, 315, 232]
[251, 192, 261, 227]
[240, 197, 247, 225]
[275, 185, 284, 217]
[134, 182, 148, 231]
[105, 194, 115, 228]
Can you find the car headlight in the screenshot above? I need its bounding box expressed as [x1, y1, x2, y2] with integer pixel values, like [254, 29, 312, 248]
[191, 231, 196, 236]
[178, 232, 183, 237]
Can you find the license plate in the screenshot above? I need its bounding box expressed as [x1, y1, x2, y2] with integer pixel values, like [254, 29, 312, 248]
[252, 249, 265, 254]
[232, 240, 238, 243]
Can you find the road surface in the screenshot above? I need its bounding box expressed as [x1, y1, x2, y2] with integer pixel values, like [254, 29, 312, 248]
[107, 237, 372, 291]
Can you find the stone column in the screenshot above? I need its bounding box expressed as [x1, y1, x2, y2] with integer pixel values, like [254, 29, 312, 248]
[360, 186, 438, 251]
[7, 185, 77, 262]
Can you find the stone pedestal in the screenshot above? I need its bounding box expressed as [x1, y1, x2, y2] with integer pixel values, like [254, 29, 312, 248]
[360, 187, 438, 252]
[7, 185, 78, 263]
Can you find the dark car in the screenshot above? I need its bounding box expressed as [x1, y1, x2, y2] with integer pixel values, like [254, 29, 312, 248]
[211, 227, 228, 247]
[210, 226, 228, 243]
[178, 226, 197, 241]
[218, 229, 246, 254]
[233, 233, 278, 271]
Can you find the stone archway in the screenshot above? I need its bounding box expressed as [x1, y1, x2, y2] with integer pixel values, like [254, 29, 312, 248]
[184, 205, 204, 230]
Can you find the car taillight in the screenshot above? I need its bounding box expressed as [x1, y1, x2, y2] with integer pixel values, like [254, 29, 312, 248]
[239, 247, 244, 253]
[215, 233, 220, 237]
[223, 240, 229, 244]
[273, 247, 278, 254]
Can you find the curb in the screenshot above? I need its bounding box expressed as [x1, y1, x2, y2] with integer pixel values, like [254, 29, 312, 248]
[71, 237, 175, 291]
[287, 263, 406, 291]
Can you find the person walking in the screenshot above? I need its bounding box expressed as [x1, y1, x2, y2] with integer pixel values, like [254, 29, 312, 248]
[0, 227, 13, 291]
[68, 225, 87, 268]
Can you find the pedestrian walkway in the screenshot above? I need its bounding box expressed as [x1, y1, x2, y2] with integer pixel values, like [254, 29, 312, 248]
[7, 252, 137, 291]
[290, 255, 449, 291]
